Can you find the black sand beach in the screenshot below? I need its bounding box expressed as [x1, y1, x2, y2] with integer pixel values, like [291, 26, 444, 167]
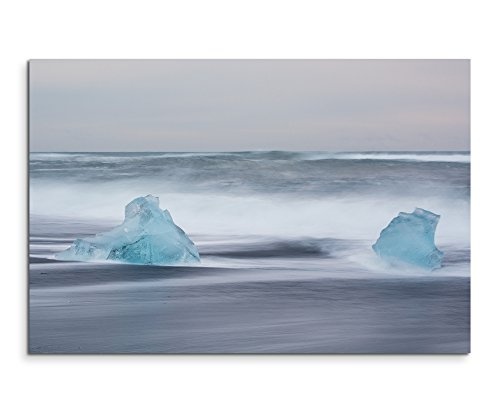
[29, 261, 470, 354]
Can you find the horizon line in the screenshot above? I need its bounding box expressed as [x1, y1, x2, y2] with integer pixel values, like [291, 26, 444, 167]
[29, 149, 471, 153]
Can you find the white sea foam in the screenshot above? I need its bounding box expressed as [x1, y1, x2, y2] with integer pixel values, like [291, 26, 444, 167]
[30, 151, 471, 163]
[30, 179, 470, 246]
[299, 152, 470, 163]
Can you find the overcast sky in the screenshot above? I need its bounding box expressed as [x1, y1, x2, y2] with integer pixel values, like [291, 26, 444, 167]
[29, 59, 470, 152]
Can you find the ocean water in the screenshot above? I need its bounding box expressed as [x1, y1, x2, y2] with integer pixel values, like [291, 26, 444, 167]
[29, 151, 470, 353]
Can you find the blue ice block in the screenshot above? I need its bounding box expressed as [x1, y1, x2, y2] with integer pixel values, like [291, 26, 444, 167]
[56, 195, 200, 266]
[372, 208, 443, 270]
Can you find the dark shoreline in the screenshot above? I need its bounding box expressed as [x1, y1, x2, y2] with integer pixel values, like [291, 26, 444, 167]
[29, 262, 470, 354]
[30, 260, 232, 288]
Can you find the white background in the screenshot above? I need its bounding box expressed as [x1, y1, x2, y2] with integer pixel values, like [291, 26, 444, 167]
[1, 1, 499, 411]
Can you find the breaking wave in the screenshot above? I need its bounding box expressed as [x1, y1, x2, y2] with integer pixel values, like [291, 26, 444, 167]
[30, 150, 470, 164]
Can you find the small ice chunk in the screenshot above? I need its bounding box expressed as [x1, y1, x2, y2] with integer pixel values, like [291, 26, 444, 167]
[56, 195, 200, 266]
[372, 208, 444, 270]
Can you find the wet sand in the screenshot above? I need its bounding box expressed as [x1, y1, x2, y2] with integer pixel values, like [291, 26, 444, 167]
[29, 262, 470, 354]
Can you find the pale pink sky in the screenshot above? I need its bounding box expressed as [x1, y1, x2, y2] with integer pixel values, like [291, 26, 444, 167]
[29, 59, 470, 152]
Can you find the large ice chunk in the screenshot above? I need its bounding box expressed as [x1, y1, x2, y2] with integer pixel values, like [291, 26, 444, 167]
[55, 195, 200, 265]
[372, 208, 443, 270]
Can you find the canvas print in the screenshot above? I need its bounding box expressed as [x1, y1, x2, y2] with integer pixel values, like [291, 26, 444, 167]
[29, 60, 470, 353]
